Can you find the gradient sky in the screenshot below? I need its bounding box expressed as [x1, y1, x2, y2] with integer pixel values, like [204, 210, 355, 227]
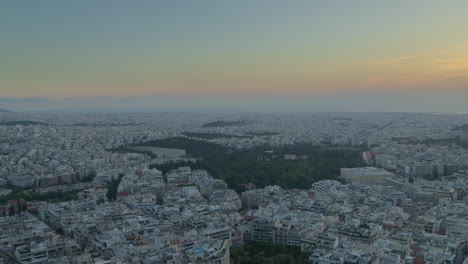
[1, 0, 468, 112]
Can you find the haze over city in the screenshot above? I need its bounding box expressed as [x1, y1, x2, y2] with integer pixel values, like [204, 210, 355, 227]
[3, 1, 468, 264]
[2, 0, 468, 112]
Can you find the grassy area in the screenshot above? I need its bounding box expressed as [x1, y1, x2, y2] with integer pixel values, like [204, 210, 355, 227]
[230, 242, 309, 264]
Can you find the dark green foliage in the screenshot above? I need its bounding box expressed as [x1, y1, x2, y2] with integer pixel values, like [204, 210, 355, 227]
[0, 189, 80, 205]
[56, 227, 65, 235]
[122, 138, 364, 193]
[8, 205, 15, 216]
[197, 144, 366, 192]
[106, 174, 124, 200]
[202, 120, 248, 128]
[181, 132, 251, 139]
[359, 224, 369, 229]
[230, 242, 308, 264]
[246, 131, 278, 136]
[20, 202, 27, 212]
[66, 123, 143, 127]
[0, 121, 48, 126]
[28, 209, 39, 216]
[82, 171, 97, 182]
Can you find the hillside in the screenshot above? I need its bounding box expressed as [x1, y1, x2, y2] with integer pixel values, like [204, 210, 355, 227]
[0, 121, 48, 126]
[202, 120, 248, 128]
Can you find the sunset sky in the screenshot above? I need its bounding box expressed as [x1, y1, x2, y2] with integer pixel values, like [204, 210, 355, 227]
[1, 1, 468, 112]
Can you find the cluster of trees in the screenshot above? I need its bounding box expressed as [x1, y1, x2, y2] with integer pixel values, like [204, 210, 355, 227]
[197, 144, 366, 192]
[66, 123, 143, 127]
[106, 174, 125, 200]
[230, 242, 308, 264]
[202, 120, 248, 128]
[246, 131, 278, 136]
[0, 172, 125, 207]
[180, 131, 279, 139]
[181, 132, 250, 139]
[1, 202, 28, 217]
[112, 137, 365, 193]
[82, 171, 97, 182]
[141, 138, 365, 193]
[0, 188, 80, 205]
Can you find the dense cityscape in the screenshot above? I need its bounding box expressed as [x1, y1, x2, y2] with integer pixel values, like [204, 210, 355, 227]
[3, 0, 468, 263]
[0, 110, 467, 264]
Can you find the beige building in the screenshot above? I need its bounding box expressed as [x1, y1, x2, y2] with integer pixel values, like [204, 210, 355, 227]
[340, 167, 395, 185]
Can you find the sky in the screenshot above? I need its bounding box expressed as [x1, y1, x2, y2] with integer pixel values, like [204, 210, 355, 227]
[1, 0, 468, 112]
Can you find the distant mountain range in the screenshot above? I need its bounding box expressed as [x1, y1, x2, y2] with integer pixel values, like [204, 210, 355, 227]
[0, 109, 12, 113]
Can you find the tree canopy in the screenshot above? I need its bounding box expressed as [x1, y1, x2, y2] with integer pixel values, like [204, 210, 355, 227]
[144, 138, 366, 192]
[230, 242, 308, 264]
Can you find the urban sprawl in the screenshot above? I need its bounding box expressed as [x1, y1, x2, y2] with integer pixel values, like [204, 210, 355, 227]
[1, 111, 468, 264]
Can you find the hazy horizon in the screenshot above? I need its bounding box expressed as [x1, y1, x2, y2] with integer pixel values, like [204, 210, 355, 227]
[2, 1, 468, 113]
[1, 90, 468, 114]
